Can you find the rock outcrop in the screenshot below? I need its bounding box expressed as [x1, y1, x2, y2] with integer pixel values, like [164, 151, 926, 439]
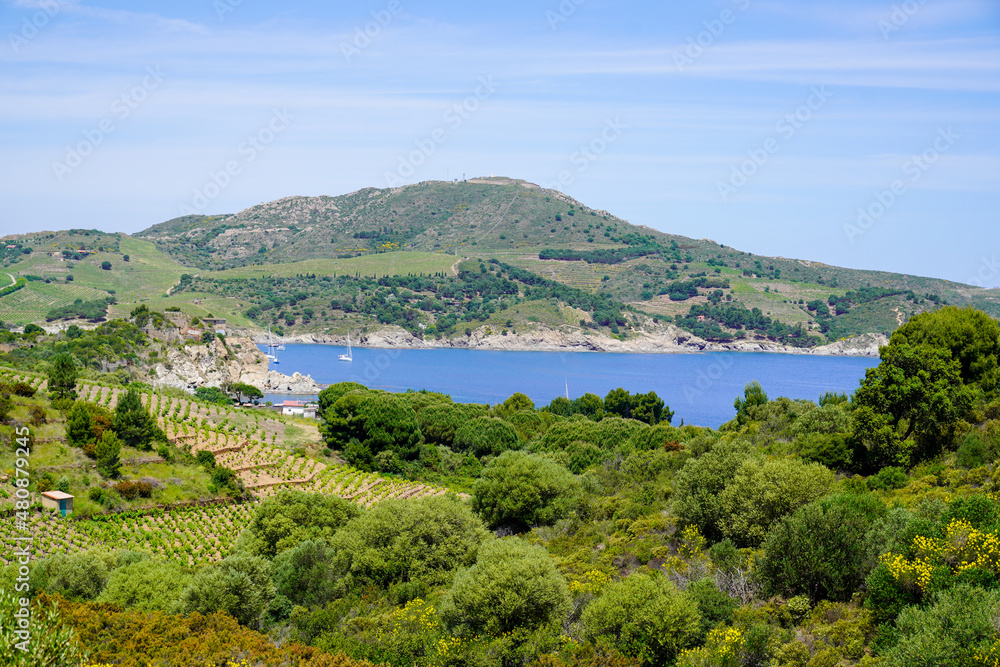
[809, 333, 888, 357]
[152, 335, 323, 393]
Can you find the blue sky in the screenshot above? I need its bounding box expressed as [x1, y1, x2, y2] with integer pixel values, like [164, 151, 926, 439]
[1, 0, 998, 286]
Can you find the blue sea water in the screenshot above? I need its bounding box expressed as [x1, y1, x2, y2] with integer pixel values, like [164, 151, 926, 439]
[260, 345, 879, 428]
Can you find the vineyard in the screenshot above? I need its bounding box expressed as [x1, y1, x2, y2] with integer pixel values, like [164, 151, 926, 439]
[0, 503, 253, 566]
[0, 367, 453, 565]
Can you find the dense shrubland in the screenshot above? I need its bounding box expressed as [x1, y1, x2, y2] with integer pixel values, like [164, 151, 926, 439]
[8, 305, 1000, 666]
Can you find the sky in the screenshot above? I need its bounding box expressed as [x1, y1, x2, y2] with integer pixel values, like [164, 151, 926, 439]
[1, 0, 998, 287]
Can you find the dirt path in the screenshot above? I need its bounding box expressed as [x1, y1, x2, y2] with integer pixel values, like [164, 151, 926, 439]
[4, 273, 14, 288]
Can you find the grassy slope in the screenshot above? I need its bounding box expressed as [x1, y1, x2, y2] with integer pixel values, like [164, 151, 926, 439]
[204, 252, 458, 280]
[2, 180, 998, 337]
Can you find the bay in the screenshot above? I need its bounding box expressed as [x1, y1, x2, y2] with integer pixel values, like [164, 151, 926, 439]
[261, 345, 879, 428]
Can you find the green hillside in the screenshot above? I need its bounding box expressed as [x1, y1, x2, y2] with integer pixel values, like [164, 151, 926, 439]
[2, 179, 998, 345]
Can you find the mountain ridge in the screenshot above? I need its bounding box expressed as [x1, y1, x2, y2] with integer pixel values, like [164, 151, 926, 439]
[1, 178, 998, 349]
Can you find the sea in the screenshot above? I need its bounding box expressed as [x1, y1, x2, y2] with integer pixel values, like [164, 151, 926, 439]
[260, 344, 879, 429]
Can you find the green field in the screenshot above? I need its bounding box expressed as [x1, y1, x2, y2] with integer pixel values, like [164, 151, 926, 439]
[0, 282, 111, 325]
[204, 252, 459, 280]
[0, 237, 190, 324]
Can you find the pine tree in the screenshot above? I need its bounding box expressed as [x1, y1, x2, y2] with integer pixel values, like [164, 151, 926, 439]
[47, 353, 78, 401]
[113, 386, 156, 449]
[95, 430, 122, 478]
[65, 402, 92, 448]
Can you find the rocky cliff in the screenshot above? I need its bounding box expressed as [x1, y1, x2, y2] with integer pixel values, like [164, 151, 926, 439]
[152, 335, 324, 393]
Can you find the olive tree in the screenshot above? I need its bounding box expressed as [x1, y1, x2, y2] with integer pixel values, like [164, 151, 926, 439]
[97, 559, 190, 612]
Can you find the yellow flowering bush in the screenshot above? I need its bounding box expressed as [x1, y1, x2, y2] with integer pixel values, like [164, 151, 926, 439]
[975, 639, 1000, 666]
[568, 569, 612, 596]
[676, 626, 744, 667]
[662, 525, 713, 585]
[882, 518, 1000, 592]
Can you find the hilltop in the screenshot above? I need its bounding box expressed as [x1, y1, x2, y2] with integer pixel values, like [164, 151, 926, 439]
[1, 178, 998, 354]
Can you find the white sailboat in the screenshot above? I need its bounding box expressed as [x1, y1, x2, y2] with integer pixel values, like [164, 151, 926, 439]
[265, 327, 280, 364]
[339, 332, 353, 362]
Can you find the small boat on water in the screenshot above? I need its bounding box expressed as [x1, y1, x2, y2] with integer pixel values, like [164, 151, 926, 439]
[266, 327, 280, 364]
[339, 332, 353, 362]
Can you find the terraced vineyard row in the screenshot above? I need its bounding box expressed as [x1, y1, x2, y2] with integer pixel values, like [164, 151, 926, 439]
[79, 503, 255, 566]
[295, 465, 449, 506]
[7, 371, 455, 514]
[0, 503, 253, 566]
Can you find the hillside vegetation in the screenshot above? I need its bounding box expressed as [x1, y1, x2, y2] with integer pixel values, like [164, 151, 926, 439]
[3, 306, 1000, 666]
[2, 179, 998, 348]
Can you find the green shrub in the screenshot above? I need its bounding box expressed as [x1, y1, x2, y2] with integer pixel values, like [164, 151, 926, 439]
[581, 573, 701, 666]
[472, 451, 580, 531]
[956, 433, 988, 469]
[879, 585, 1000, 666]
[943, 493, 1000, 531]
[97, 559, 190, 612]
[454, 416, 520, 457]
[671, 440, 753, 540]
[863, 563, 919, 626]
[271, 539, 339, 607]
[237, 490, 361, 558]
[866, 466, 909, 491]
[759, 493, 887, 602]
[29, 550, 117, 601]
[179, 553, 275, 629]
[718, 456, 835, 547]
[329, 495, 490, 588]
[687, 578, 736, 638]
[440, 538, 569, 636]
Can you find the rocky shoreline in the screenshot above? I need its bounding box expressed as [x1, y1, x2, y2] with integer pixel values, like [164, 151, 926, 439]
[237, 326, 889, 358]
[152, 335, 326, 394]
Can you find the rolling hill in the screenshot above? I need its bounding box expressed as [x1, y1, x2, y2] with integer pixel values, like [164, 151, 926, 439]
[2, 177, 998, 348]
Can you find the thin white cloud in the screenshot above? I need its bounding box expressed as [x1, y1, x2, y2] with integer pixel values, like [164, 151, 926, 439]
[66, 4, 206, 33]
